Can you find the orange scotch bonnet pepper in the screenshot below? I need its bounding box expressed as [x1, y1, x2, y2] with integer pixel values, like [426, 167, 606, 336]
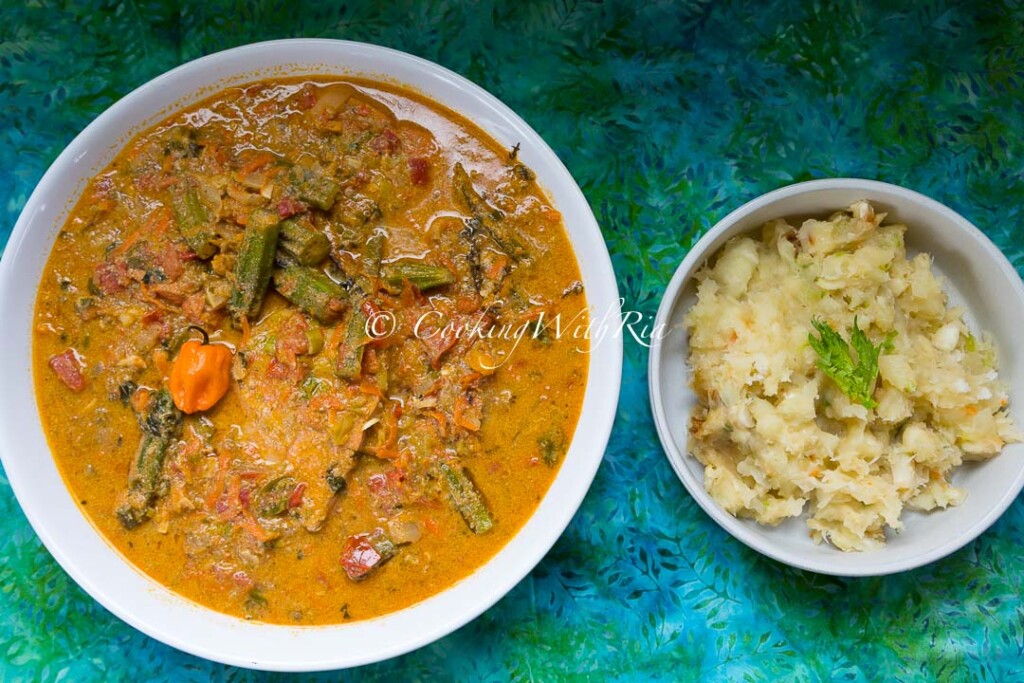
[168, 326, 232, 414]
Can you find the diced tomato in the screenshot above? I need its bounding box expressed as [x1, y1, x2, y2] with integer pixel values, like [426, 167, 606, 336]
[231, 570, 254, 588]
[130, 387, 151, 413]
[296, 84, 317, 110]
[485, 253, 510, 280]
[148, 282, 186, 304]
[275, 313, 310, 365]
[239, 511, 271, 542]
[266, 358, 291, 380]
[459, 371, 483, 388]
[288, 482, 307, 509]
[409, 157, 429, 186]
[421, 323, 457, 368]
[370, 129, 401, 155]
[453, 392, 482, 431]
[277, 196, 307, 218]
[238, 151, 275, 175]
[350, 170, 370, 189]
[49, 350, 85, 392]
[157, 320, 176, 343]
[367, 471, 404, 513]
[254, 100, 276, 116]
[425, 409, 448, 437]
[358, 381, 384, 398]
[141, 307, 163, 325]
[181, 292, 206, 323]
[361, 299, 381, 318]
[92, 174, 115, 200]
[366, 473, 388, 495]
[157, 244, 186, 280]
[455, 292, 482, 314]
[362, 347, 380, 374]
[135, 171, 175, 192]
[94, 261, 128, 294]
[341, 533, 384, 581]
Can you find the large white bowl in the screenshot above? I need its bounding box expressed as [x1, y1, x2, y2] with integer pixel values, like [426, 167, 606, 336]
[0, 40, 622, 670]
[649, 179, 1024, 576]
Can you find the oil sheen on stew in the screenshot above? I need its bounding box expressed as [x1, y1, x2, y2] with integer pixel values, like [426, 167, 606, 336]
[33, 77, 588, 624]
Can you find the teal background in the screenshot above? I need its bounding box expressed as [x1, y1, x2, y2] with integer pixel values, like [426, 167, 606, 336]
[2, 1, 1023, 680]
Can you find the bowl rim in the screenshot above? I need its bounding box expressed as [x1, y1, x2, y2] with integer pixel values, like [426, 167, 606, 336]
[648, 177, 1024, 577]
[0, 38, 623, 669]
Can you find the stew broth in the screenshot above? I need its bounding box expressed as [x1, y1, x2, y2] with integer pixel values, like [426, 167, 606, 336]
[33, 77, 587, 624]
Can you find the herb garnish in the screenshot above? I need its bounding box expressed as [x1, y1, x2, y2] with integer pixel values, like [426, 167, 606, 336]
[808, 317, 895, 409]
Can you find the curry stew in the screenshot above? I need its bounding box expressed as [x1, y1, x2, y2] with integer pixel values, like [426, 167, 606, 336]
[33, 78, 587, 624]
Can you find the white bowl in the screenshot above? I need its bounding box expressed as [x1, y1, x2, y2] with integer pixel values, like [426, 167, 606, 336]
[649, 178, 1024, 577]
[0, 39, 622, 670]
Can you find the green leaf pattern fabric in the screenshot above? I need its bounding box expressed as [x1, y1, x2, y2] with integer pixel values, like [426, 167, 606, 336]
[2, 1, 1023, 680]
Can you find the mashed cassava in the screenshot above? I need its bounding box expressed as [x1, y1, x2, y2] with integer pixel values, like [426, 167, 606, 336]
[686, 201, 1018, 551]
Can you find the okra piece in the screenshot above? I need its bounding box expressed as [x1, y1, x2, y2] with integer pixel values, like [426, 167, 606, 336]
[336, 306, 369, 381]
[439, 462, 494, 534]
[288, 166, 340, 211]
[274, 250, 299, 270]
[273, 265, 348, 323]
[116, 389, 184, 529]
[369, 529, 397, 559]
[453, 162, 504, 223]
[230, 209, 280, 322]
[257, 476, 298, 518]
[325, 463, 348, 494]
[452, 162, 526, 259]
[363, 232, 384, 278]
[381, 259, 455, 291]
[279, 218, 330, 266]
[173, 185, 218, 259]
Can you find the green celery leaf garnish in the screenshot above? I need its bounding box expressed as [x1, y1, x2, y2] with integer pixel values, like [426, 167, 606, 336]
[808, 317, 896, 409]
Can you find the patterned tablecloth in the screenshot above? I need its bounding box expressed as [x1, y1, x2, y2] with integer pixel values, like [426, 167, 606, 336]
[2, 1, 1023, 680]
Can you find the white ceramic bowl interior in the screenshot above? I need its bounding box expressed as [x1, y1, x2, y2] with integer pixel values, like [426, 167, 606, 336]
[650, 178, 1024, 576]
[0, 39, 622, 670]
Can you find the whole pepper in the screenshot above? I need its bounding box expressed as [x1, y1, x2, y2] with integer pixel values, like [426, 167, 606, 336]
[168, 326, 232, 414]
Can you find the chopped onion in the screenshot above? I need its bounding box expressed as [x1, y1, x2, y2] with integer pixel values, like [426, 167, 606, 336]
[310, 83, 356, 120]
[388, 520, 421, 544]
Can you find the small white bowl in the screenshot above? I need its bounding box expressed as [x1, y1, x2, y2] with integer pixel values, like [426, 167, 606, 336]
[649, 178, 1024, 576]
[0, 40, 622, 670]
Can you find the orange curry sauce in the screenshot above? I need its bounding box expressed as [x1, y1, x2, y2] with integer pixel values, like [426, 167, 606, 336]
[33, 77, 587, 624]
